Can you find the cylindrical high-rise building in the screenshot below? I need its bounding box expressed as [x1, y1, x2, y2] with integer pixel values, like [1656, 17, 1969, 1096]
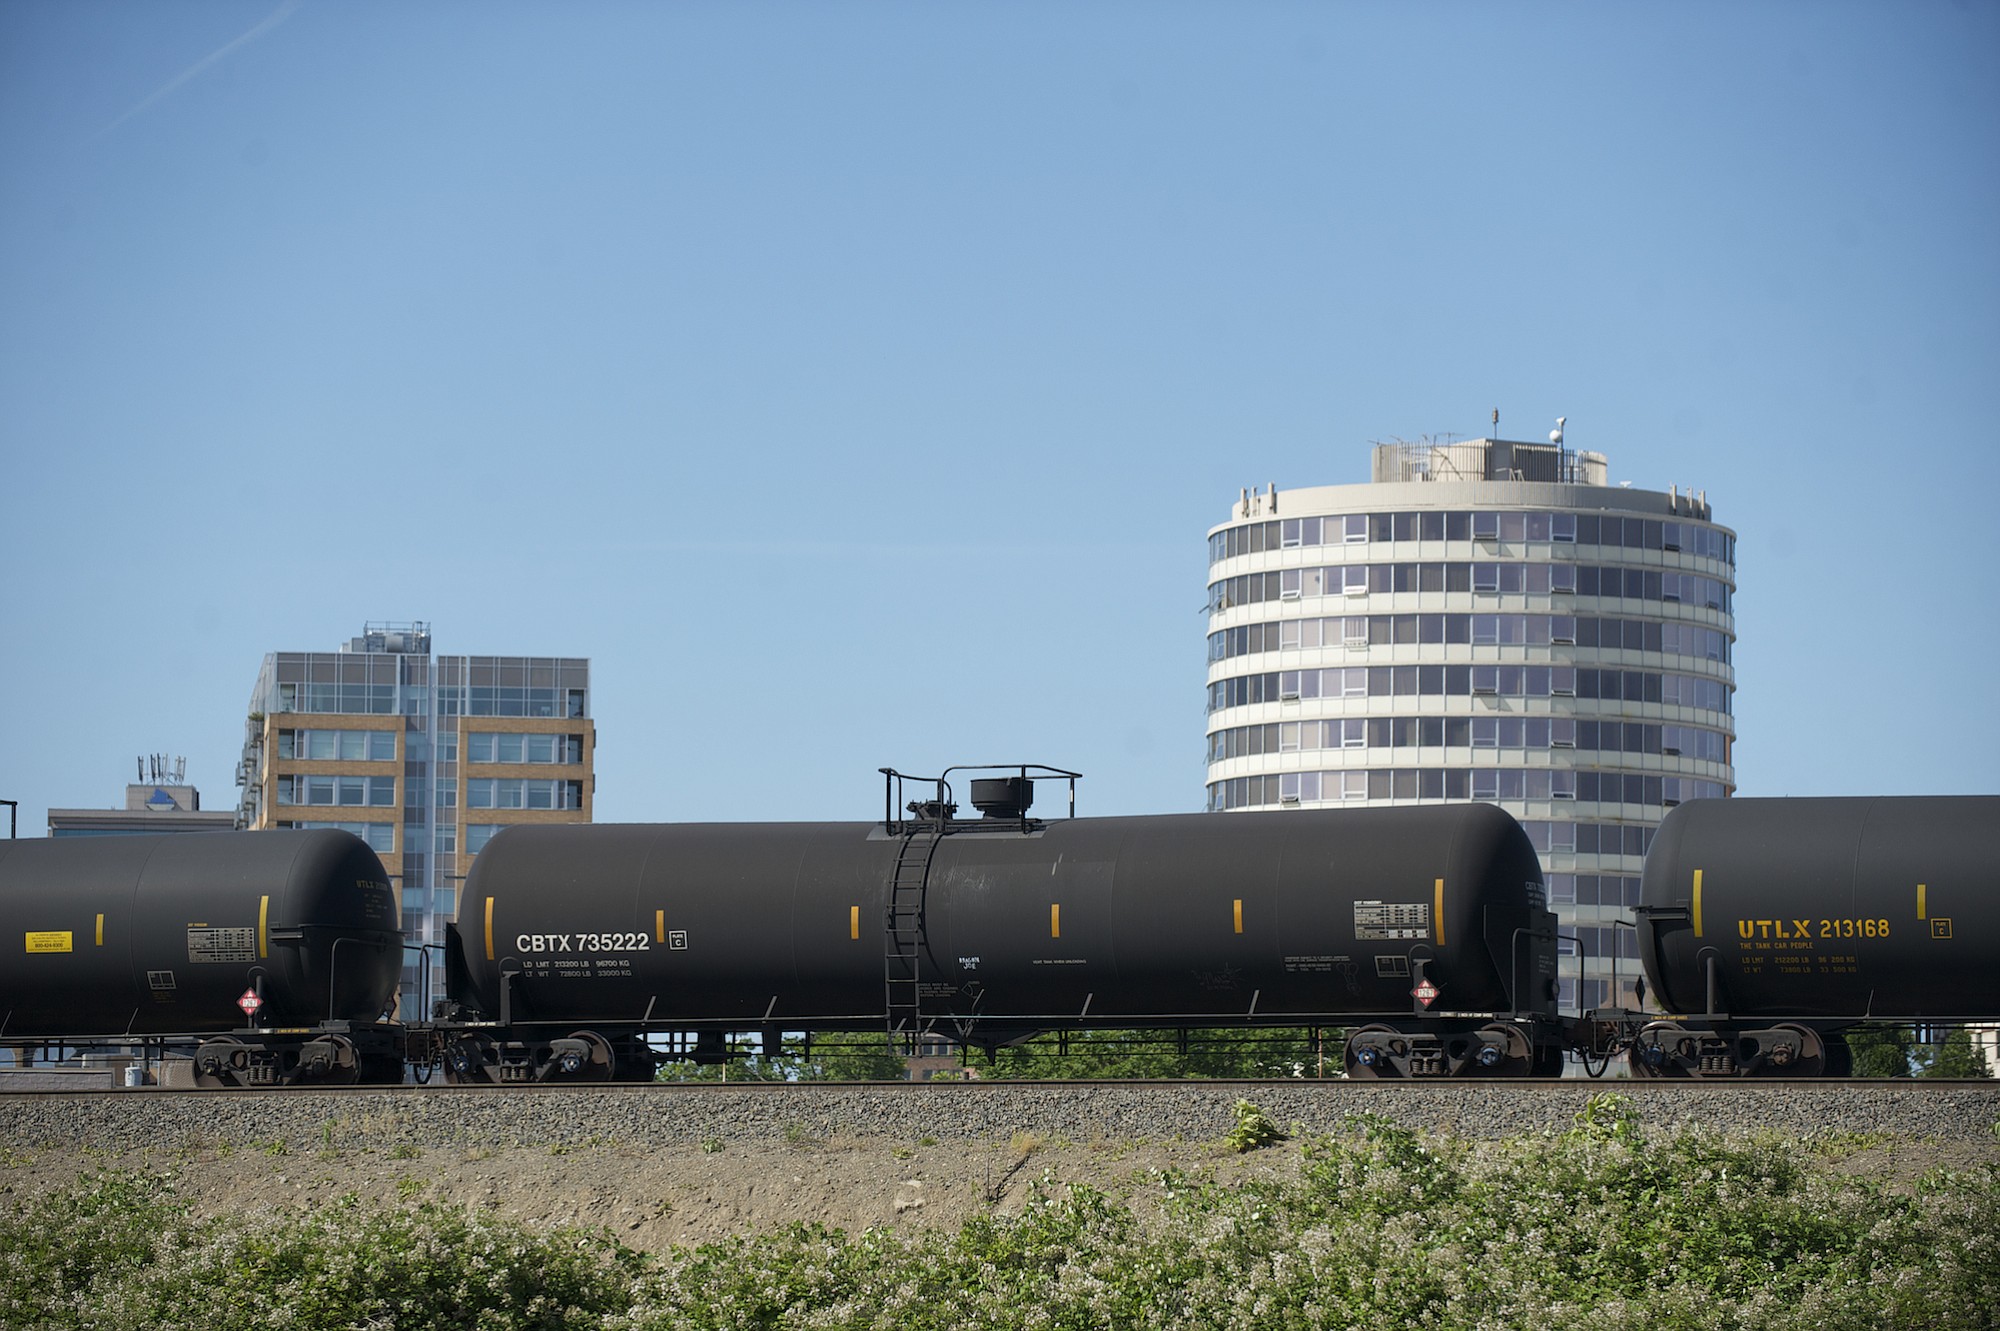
[1204, 436, 1736, 1012]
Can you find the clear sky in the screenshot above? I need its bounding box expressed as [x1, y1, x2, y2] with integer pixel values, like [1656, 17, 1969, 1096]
[2, 1, 1996, 835]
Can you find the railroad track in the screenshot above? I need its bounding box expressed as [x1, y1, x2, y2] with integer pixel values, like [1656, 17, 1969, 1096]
[3, 1077, 1995, 1160]
[3, 1075, 1998, 1096]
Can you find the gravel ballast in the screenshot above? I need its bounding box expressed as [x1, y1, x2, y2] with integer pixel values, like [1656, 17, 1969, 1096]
[4, 1080, 1997, 1156]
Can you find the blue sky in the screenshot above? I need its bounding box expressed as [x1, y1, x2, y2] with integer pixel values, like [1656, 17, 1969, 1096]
[2, 1, 1995, 834]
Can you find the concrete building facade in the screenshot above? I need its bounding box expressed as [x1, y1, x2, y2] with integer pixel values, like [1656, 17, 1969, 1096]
[1204, 436, 1736, 1011]
[236, 623, 594, 1018]
[47, 756, 237, 836]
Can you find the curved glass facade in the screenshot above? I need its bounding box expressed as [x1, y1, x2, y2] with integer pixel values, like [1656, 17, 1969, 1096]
[1205, 443, 1735, 1013]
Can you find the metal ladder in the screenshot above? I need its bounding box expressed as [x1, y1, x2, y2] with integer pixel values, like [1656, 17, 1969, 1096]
[884, 827, 940, 1054]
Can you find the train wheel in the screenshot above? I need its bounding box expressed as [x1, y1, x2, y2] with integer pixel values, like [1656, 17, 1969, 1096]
[544, 1030, 615, 1081]
[442, 1034, 503, 1084]
[193, 1036, 251, 1089]
[1628, 1021, 1695, 1079]
[292, 1034, 361, 1086]
[1764, 1024, 1826, 1078]
[1342, 1024, 1404, 1079]
[1472, 1023, 1534, 1077]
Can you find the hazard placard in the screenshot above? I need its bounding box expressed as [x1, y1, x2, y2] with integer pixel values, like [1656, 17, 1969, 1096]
[1412, 978, 1439, 1008]
[237, 988, 264, 1018]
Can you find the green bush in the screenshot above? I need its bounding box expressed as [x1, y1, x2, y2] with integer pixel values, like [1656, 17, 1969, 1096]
[6, 1096, 1995, 1330]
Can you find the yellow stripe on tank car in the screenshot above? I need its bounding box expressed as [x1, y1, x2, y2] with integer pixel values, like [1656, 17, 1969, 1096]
[485, 897, 496, 961]
[1233, 899, 1243, 934]
[1692, 869, 1704, 938]
[1918, 883, 1927, 921]
[1050, 903, 1061, 939]
[258, 896, 269, 959]
[96, 914, 104, 946]
[851, 905, 860, 940]
[1434, 879, 1445, 947]
[656, 909, 665, 944]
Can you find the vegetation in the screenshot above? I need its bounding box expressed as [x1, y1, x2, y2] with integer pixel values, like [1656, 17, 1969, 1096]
[5, 1095, 1995, 1329]
[970, 1027, 1335, 1080]
[655, 1028, 1339, 1082]
[1842, 1024, 1994, 1078]
[654, 1034, 911, 1082]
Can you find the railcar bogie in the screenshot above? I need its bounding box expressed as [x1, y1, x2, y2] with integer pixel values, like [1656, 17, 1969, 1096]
[1342, 1019, 1550, 1079]
[1623, 1019, 1831, 1079]
[189, 1026, 403, 1089]
[437, 1027, 653, 1085]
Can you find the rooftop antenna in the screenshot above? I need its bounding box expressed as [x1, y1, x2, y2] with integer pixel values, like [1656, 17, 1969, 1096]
[1492, 408, 1499, 438]
[1550, 416, 1566, 446]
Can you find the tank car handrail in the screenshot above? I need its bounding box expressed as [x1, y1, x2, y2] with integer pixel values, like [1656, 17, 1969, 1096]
[407, 940, 442, 1022]
[1507, 923, 1560, 1020]
[880, 763, 1082, 835]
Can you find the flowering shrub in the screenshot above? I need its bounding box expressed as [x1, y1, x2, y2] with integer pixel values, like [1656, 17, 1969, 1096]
[4, 1095, 1994, 1329]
